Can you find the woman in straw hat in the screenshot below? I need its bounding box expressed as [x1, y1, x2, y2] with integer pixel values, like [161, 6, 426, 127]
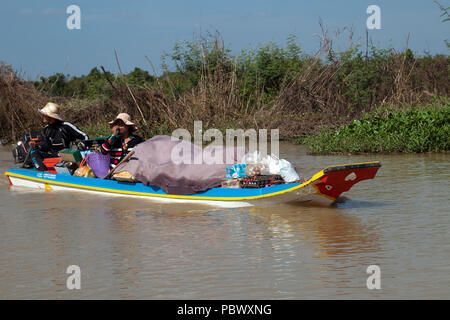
[29, 102, 89, 171]
[100, 113, 144, 168]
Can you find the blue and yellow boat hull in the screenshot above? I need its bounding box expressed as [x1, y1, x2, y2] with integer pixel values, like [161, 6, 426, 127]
[5, 161, 381, 208]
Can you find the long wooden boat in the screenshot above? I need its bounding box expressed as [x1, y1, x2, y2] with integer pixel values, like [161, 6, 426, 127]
[4, 161, 381, 208]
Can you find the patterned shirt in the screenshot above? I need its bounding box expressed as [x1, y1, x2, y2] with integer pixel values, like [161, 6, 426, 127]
[100, 135, 144, 168]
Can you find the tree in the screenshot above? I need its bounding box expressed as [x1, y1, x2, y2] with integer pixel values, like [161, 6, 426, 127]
[434, 0, 450, 47]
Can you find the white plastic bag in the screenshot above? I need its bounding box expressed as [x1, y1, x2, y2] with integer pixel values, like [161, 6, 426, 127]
[279, 159, 300, 182]
[264, 154, 281, 175]
[241, 151, 300, 182]
[241, 151, 280, 175]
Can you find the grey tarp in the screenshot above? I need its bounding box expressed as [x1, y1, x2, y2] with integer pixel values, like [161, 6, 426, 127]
[114, 135, 246, 195]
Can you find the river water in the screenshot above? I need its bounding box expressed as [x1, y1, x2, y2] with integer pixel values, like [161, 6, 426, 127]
[0, 143, 449, 299]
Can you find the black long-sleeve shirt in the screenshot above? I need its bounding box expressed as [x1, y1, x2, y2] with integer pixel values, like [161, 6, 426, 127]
[42, 120, 89, 152]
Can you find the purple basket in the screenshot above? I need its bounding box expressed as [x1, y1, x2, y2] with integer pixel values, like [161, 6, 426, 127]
[86, 152, 110, 178]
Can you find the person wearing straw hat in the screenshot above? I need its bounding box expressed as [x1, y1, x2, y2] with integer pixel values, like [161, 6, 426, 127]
[39, 102, 89, 150]
[100, 113, 144, 168]
[29, 102, 89, 171]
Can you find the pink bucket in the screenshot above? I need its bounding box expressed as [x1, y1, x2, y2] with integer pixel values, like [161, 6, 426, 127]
[86, 152, 110, 178]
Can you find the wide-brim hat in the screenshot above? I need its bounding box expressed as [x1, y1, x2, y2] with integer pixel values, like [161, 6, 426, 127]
[109, 113, 137, 130]
[38, 102, 63, 121]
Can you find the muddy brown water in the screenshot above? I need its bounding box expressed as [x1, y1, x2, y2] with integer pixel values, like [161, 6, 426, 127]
[0, 143, 449, 299]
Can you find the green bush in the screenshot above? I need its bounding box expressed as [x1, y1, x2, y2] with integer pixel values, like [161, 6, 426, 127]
[299, 99, 450, 153]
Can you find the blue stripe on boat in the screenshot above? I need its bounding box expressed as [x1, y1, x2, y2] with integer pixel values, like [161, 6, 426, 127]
[6, 168, 301, 199]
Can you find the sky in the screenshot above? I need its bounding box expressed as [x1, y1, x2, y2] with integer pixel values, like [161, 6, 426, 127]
[0, 0, 448, 79]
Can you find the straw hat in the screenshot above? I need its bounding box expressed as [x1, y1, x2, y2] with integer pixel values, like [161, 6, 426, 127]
[109, 113, 137, 130]
[38, 102, 63, 121]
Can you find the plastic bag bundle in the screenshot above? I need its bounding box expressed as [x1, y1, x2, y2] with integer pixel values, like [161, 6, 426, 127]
[73, 165, 96, 178]
[245, 163, 266, 176]
[241, 151, 300, 182]
[264, 155, 281, 175]
[226, 164, 248, 180]
[278, 159, 300, 182]
[241, 151, 280, 175]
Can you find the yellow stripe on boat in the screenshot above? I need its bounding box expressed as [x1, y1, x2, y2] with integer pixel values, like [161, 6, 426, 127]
[5, 171, 311, 201]
[4, 161, 380, 201]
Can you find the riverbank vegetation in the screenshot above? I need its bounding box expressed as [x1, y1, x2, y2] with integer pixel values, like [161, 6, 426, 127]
[297, 98, 449, 153]
[0, 31, 448, 154]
